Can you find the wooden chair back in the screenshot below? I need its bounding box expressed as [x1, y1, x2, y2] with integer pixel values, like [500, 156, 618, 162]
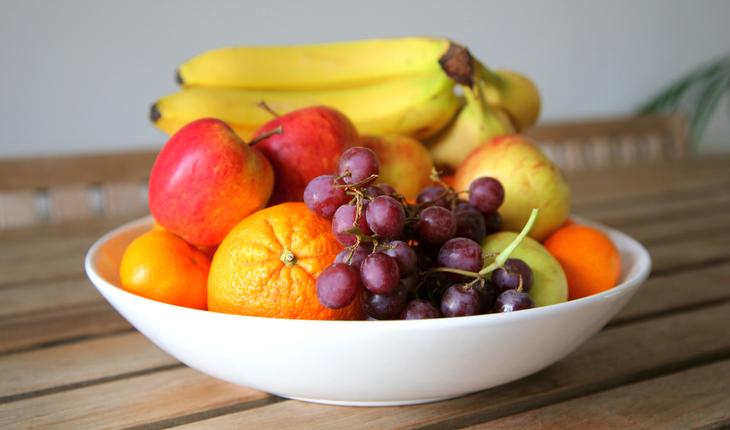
[0, 151, 157, 229]
[0, 114, 687, 230]
[525, 114, 687, 171]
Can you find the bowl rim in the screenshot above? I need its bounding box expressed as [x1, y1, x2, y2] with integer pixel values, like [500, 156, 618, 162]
[85, 215, 652, 331]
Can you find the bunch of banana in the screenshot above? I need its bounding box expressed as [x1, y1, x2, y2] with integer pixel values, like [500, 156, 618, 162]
[150, 37, 540, 155]
[153, 69, 459, 141]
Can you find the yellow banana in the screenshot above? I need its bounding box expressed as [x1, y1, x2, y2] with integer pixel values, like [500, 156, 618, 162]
[152, 70, 459, 141]
[427, 83, 514, 170]
[177, 37, 452, 90]
[479, 66, 541, 131]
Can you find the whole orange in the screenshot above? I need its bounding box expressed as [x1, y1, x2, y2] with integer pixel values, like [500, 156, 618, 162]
[208, 202, 363, 320]
[120, 230, 210, 309]
[544, 224, 621, 300]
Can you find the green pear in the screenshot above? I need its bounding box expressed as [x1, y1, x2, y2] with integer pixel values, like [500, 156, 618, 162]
[483, 232, 568, 307]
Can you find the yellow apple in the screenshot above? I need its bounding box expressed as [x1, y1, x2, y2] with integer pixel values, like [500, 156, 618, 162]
[359, 135, 434, 200]
[454, 135, 571, 241]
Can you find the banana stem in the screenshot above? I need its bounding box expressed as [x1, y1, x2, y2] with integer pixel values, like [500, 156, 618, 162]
[474, 60, 504, 89]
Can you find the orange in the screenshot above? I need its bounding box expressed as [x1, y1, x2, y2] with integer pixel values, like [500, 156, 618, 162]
[120, 230, 210, 309]
[544, 224, 621, 300]
[208, 202, 362, 320]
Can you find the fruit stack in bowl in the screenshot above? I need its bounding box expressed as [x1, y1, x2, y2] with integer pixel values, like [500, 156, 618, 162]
[120, 37, 622, 321]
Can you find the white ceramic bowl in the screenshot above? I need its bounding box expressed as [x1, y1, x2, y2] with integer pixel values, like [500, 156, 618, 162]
[85, 216, 650, 406]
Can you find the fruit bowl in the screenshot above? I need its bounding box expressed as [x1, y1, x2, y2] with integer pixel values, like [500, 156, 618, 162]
[85, 216, 651, 406]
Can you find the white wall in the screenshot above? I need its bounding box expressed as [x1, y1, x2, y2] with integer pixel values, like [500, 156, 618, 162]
[2, 0, 729, 157]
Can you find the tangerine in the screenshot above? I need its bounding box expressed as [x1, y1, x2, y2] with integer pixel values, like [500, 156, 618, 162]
[544, 224, 621, 300]
[208, 202, 363, 320]
[120, 230, 210, 309]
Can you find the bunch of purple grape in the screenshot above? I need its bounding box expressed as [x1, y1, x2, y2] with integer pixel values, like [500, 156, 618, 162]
[304, 146, 535, 320]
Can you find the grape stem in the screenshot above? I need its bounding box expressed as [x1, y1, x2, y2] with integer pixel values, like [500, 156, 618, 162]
[478, 208, 539, 276]
[334, 173, 379, 190]
[426, 267, 481, 278]
[423, 208, 539, 281]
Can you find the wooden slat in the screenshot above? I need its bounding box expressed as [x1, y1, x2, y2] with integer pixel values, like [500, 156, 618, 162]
[171, 302, 730, 429]
[0, 367, 269, 430]
[527, 115, 684, 142]
[0, 215, 139, 287]
[567, 157, 730, 207]
[613, 262, 730, 324]
[47, 185, 95, 224]
[0, 277, 98, 319]
[0, 302, 130, 354]
[526, 115, 688, 167]
[650, 233, 730, 274]
[0, 190, 38, 229]
[616, 210, 730, 245]
[102, 181, 148, 217]
[0, 150, 157, 191]
[576, 183, 730, 227]
[468, 360, 730, 429]
[0, 332, 176, 401]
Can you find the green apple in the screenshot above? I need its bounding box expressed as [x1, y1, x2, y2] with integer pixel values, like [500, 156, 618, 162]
[483, 231, 568, 307]
[454, 135, 571, 241]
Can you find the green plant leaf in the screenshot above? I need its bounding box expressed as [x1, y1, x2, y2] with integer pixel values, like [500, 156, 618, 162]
[636, 54, 730, 149]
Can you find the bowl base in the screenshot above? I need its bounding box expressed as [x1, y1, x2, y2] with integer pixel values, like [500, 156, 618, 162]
[284, 394, 461, 407]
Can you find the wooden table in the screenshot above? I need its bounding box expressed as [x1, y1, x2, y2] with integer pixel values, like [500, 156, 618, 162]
[2, 156, 729, 429]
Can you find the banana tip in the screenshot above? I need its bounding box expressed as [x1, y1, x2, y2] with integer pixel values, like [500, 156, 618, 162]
[149, 104, 161, 123]
[175, 69, 183, 85]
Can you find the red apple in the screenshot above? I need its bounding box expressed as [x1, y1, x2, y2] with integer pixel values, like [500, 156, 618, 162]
[252, 106, 359, 204]
[149, 118, 274, 248]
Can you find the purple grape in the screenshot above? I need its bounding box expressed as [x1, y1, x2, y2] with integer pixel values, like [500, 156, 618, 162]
[414, 243, 437, 271]
[494, 289, 534, 312]
[316, 263, 360, 309]
[483, 212, 502, 235]
[362, 286, 408, 320]
[492, 259, 533, 293]
[332, 204, 371, 246]
[365, 195, 405, 238]
[437, 237, 483, 272]
[416, 186, 449, 208]
[416, 206, 457, 244]
[440, 284, 481, 317]
[303, 175, 348, 219]
[399, 275, 418, 294]
[422, 272, 459, 304]
[339, 147, 379, 185]
[364, 185, 384, 198]
[334, 243, 371, 270]
[401, 299, 441, 319]
[454, 203, 487, 243]
[477, 281, 498, 313]
[360, 253, 400, 295]
[375, 183, 397, 196]
[469, 177, 505, 215]
[382, 240, 418, 277]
